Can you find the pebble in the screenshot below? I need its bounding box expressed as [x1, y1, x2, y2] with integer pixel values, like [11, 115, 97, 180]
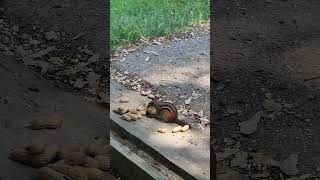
[45, 30, 59, 41]
[280, 153, 299, 176]
[262, 99, 282, 112]
[304, 119, 311, 122]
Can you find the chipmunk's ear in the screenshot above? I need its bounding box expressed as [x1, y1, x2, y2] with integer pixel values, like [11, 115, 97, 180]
[154, 96, 160, 101]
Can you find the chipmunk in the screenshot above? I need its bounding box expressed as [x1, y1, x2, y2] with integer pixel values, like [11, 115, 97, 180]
[146, 98, 189, 126]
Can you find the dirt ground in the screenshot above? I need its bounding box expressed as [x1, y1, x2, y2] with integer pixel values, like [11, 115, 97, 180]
[213, 0, 320, 179]
[111, 32, 210, 126]
[0, 55, 110, 179]
[0, 1, 113, 179]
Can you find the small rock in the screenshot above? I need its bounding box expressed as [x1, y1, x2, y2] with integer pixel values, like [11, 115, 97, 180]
[45, 30, 59, 41]
[88, 54, 100, 63]
[0, 42, 9, 52]
[147, 94, 155, 99]
[304, 119, 311, 122]
[227, 106, 237, 114]
[73, 79, 87, 89]
[70, 58, 79, 64]
[239, 111, 263, 135]
[280, 153, 299, 176]
[14, 46, 27, 57]
[231, 151, 248, 168]
[86, 72, 101, 88]
[262, 99, 282, 112]
[145, 56, 150, 61]
[141, 90, 152, 96]
[12, 25, 19, 32]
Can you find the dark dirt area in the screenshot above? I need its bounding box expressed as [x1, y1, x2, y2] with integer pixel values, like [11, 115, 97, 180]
[0, 0, 110, 98]
[0, 0, 113, 179]
[213, 0, 320, 179]
[0, 55, 110, 179]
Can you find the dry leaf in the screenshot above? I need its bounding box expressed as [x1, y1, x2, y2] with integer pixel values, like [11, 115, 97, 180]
[88, 54, 100, 63]
[185, 97, 192, 105]
[73, 79, 87, 89]
[141, 89, 152, 96]
[197, 110, 204, 117]
[86, 72, 101, 88]
[45, 30, 59, 41]
[239, 111, 263, 135]
[48, 57, 63, 66]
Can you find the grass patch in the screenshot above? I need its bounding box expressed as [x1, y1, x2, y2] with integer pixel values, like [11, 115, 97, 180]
[111, 0, 209, 50]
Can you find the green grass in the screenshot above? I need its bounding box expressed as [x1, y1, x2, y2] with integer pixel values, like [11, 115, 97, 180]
[111, 0, 209, 50]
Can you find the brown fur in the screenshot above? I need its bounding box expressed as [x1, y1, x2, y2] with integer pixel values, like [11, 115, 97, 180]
[146, 100, 188, 126]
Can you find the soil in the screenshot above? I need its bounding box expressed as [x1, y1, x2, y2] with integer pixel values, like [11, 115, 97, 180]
[0, 1, 114, 179]
[213, 0, 320, 179]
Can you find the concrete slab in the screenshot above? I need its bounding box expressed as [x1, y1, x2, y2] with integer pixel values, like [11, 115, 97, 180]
[110, 80, 210, 180]
[0, 54, 109, 179]
[111, 131, 183, 180]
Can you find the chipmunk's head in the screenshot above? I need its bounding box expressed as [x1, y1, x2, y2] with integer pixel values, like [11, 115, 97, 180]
[146, 101, 157, 115]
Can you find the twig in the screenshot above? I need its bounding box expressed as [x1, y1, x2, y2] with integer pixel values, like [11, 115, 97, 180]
[304, 76, 320, 82]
